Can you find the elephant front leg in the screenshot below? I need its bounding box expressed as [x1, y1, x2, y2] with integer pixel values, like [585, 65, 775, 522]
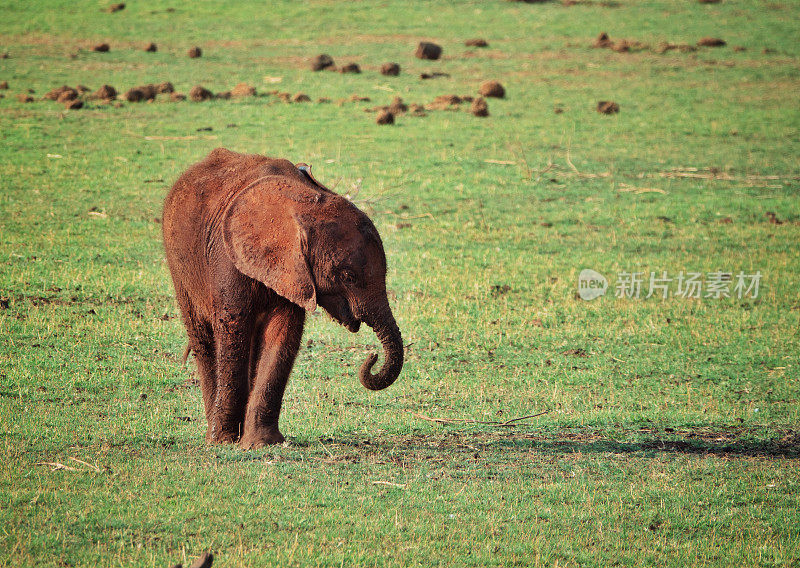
[240, 301, 305, 449]
[207, 317, 252, 444]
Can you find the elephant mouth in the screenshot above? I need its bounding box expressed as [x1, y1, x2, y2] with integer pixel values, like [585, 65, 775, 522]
[319, 295, 361, 333]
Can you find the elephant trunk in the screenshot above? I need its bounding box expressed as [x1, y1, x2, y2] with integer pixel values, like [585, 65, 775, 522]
[359, 306, 404, 391]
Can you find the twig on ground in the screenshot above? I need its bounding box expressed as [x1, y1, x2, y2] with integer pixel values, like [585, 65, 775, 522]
[371, 481, 407, 489]
[617, 183, 667, 194]
[37, 457, 103, 472]
[412, 409, 550, 427]
[68, 457, 101, 472]
[36, 462, 80, 471]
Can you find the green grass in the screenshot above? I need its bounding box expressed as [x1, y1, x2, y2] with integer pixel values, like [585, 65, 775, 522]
[1, 0, 799, 566]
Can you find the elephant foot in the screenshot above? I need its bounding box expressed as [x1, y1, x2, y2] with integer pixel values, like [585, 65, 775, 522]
[239, 426, 285, 449]
[205, 424, 240, 445]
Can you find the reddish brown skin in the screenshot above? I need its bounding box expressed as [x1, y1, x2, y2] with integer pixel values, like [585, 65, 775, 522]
[162, 148, 403, 448]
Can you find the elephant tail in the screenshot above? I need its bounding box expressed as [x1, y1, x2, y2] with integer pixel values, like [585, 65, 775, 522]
[181, 343, 192, 367]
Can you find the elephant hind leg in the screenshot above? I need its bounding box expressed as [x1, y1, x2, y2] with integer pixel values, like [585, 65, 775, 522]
[189, 319, 216, 423]
[174, 287, 217, 422]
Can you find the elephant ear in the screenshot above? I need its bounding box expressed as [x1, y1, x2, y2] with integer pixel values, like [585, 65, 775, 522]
[221, 182, 317, 312]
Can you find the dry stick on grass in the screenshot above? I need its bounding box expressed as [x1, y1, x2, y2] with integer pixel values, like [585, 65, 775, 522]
[371, 481, 407, 489]
[36, 457, 101, 472]
[510, 142, 533, 180]
[412, 409, 550, 427]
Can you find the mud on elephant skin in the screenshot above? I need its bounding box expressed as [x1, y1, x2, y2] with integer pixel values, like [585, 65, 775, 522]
[162, 148, 404, 448]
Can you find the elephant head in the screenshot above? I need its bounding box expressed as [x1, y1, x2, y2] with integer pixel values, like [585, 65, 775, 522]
[220, 168, 403, 391]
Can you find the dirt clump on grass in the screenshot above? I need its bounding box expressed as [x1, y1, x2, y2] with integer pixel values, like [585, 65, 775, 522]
[593, 32, 647, 52]
[64, 100, 83, 110]
[420, 72, 450, 80]
[376, 110, 394, 124]
[56, 90, 79, 103]
[765, 212, 783, 225]
[231, 83, 256, 97]
[92, 43, 110, 52]
[0, 81, 8, 89]
[471, 97, 489, 117]
[339, 63, 361, 73]
[44, 85, 77, 101]
[189, 86, 214, 102]
[156, 82, 174, 94]
[340, 94, 371, 104]
[91, 84, 117, 100]
[144, 43, 157, 52]
[124, 84, 158, 102]
[698, 37, 726, 47]
[425, 94, 473, 111]
[593, 32, 613, 48]
[597, 101, 619, 114]
[311, 54, 334, 71]
[105, 3, 125, 12]
[187, 46, 202, 58]
[381, 62, 400, 76]
[170, 92, 186, 102]
[292, 92, 311, 102]
[389, 97, 408, 114]
[465, 38, 489, 47]
[479, 80, 505, 98]
[415, 42, 442, 60]
[16, 93, 34, 103]
[655, 42, 697, 53]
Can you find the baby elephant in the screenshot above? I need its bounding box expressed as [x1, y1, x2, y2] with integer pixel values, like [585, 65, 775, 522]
[162, 148, 403, 448]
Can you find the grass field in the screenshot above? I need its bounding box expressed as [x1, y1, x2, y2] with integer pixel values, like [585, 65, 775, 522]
[1, 1, 799, 566]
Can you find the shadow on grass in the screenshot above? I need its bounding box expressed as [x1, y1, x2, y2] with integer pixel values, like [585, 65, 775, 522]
[314, 426, 800, 460]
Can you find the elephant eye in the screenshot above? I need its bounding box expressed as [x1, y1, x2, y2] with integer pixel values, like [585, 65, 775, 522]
[339, 268, 357, 285]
